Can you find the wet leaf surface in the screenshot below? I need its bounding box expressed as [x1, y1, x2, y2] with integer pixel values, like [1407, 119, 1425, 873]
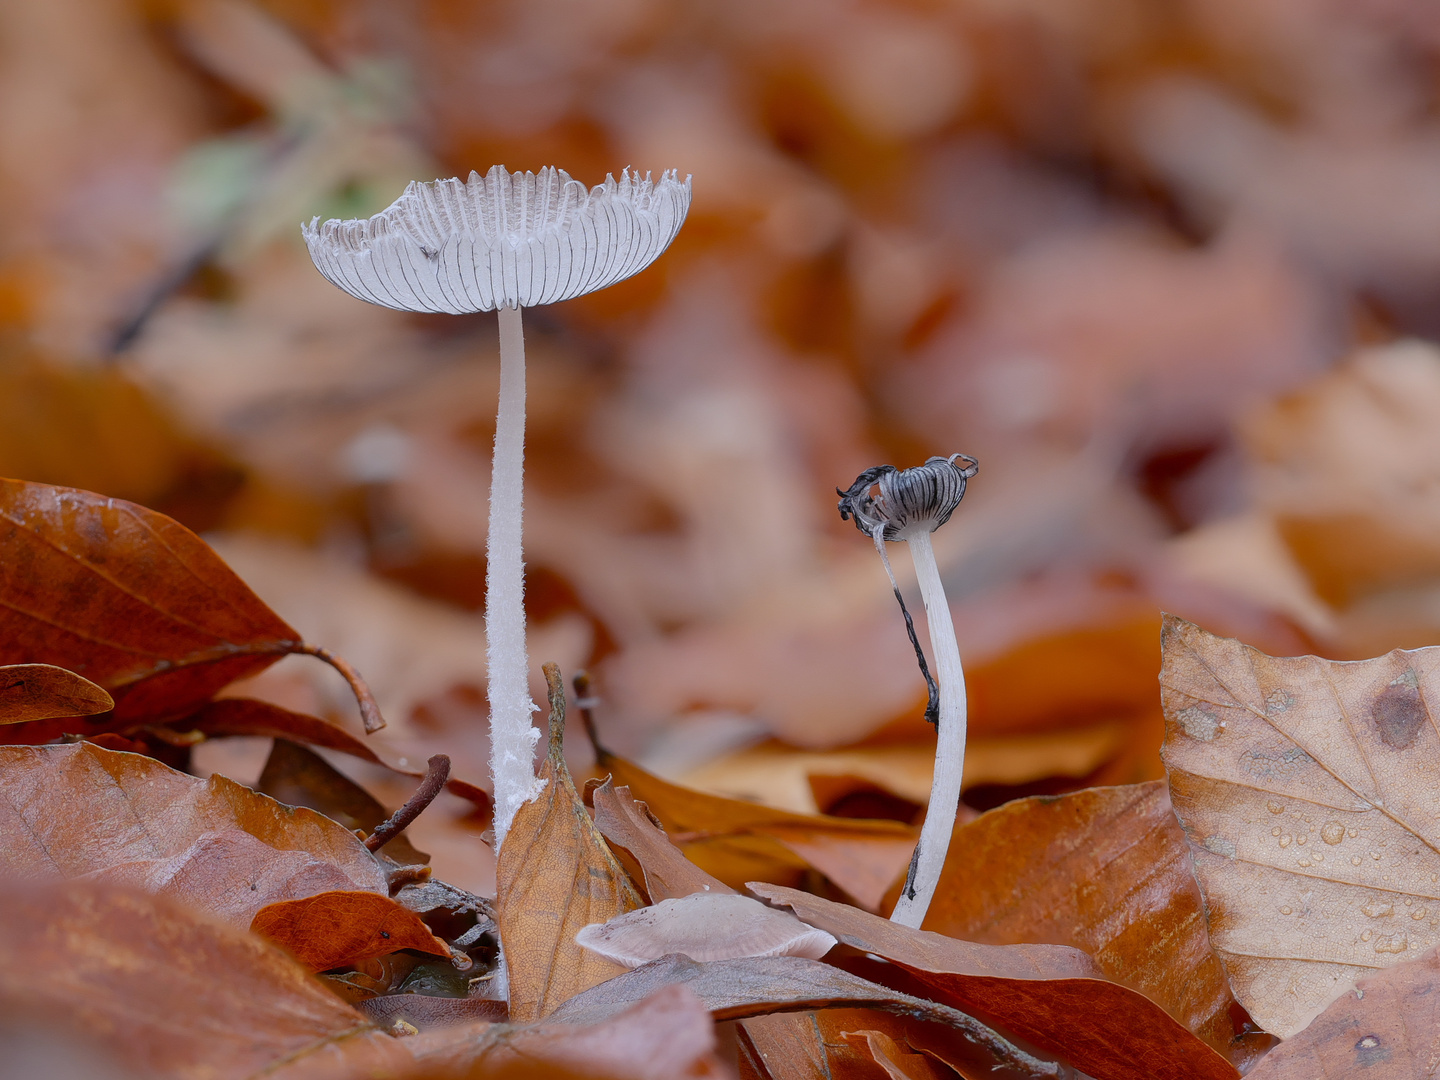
[753, 883, 1240, 1080]
[1244, 943, 1440, 1080]
[0, 662, 113, 723]
[0, 878, 409, 1080]
[0, 742, 386, 926]
[0, 479, 299, 721]
[495, 670, 643, 1022]
[251, 890, 451, 971]
[921, 782, 1265, 1066]
[1161, 615, 1440, 1037]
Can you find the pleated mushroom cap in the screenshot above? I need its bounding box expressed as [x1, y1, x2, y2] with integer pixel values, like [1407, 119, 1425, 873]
[574, 892, 837, 969]
[302, 165, 692, 313]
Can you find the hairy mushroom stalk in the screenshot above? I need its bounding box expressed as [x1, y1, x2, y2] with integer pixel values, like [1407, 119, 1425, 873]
[838, 453, 978, 928]
[303, 165, 691, 849]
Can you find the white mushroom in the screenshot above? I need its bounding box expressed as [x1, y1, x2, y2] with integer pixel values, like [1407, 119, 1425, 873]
[303, 166, 690, 848]
[838, 454, 977, 928]
[575, 892, 837, 968]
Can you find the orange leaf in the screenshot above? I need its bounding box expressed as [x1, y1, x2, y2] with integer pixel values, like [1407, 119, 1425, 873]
[753, 883, 1241, 1080]
[495, 665, 643, 1022]
[0, 742, 387, 927]
[590, 778, 735, 900]
[252, 890, 450, 971]
[921, 781, 1267, 1067]
[0, 662, 111, 723]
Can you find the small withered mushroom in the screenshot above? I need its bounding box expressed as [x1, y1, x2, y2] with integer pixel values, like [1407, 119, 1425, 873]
[838, 453, 977, 928]
[303, 166, 690, 848]
[574, 892, 837, 968]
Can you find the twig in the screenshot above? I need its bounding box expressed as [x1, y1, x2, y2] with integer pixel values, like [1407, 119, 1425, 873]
[291, 643, 386, 733]
[366, 754, 451, 852]
[572, 669, 601, 753]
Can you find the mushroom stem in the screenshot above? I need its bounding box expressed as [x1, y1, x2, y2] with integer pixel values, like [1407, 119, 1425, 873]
[890, 527, 966, 929]
[487, 303, 542, 850]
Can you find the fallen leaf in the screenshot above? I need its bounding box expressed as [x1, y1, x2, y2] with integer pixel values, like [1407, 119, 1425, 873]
[841, 1028, 949, 1080]
[357, 995, 507, 1031]
[920, 782, 1267, 1067]
[495, 665, 643, 1022]
[547, 954, 1059, 1076]
[0, 479, 299, 722]
[739, 1011, 928, 1080]
[0, 662, 112, 722]
[252, 889, 451, 971]
[576, 892, 836, 967]
[1243, 943, 1440, 1080]
[1160, 614, 1440, 1037]
[752, 883, 1240, 1080]
[406, 983, 727, 1080]
[589, 778, 736, 900]
[0, 742, 387, 927]
[596, 746, 916, 907]
[0, 877, 410, 1080]
[256, 737, 429, 865]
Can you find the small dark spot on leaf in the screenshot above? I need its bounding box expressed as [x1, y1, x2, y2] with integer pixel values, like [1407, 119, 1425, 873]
[1372, 680, 1426, 750]
[380, 931, 391, 939]
[1354, 1034, 1391, 1066]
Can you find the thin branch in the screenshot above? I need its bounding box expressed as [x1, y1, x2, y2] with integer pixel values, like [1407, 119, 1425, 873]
[572, 669, 601, 753]
[366, 754, 451, 852]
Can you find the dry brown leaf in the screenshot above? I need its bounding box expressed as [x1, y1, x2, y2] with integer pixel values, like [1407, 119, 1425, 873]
[251, 889, 451, 972]
[595, 747, 916, 905]
[547, 954, 1057, 1076]
[1160, 615, 1440, 1037]
[406, 983, 727, 1080]
[920, 782, 1266, 1067]
[0, 877, 410, 1080]
[589, 778, 736, 901]
[495, 665, 643, 1022]
[753, 883, 1240, 1080]
[0, 662, 112, 722]
[1243, 943, 1440, 1080]
[841, 1028, 949, 1080]
[0, 742, 387, 926]
[739, 1011, 930, 1080]
[0, 479, 299, 723]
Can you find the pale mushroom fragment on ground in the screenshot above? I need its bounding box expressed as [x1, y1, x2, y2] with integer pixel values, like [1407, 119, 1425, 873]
[575, 892, 837, 968]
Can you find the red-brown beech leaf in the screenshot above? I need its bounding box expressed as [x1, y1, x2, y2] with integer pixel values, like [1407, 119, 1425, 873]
[0, 662, 112, 722]
[740, 1010, 976, 1080]
[0, 878, 411, 1080]
[0, 742, 387, 927]
[920, 782, 1266, 1067]
[752, 883, 1240, 1080]
[406, 984, 727, 1080]
[589, 778, 736, 901]
[1244, 944, 1440, 1079]
[548, 954, 1059, 1076]
[1160, 615, 1440, 1037]
[252, 890, 451, 971]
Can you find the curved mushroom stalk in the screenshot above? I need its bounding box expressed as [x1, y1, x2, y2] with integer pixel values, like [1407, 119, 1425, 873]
[839, 453, 978, 928]
[303, 166, 692, 849]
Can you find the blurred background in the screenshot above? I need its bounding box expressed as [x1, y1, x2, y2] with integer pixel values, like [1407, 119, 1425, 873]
[5, 0, 1440, 893]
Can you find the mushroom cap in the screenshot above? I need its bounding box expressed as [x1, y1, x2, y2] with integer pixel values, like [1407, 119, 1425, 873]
[302, 165, 691, 313]
[574, 892, 837, 968]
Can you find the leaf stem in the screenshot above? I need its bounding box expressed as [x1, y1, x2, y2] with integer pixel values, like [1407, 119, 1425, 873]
[367, 754, 451, 852]
[890, 528, 967, 929]
[290, 643, 385, 733]
[487, 303, 542, 850]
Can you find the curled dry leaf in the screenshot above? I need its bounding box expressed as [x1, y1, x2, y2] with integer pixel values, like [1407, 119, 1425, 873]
[0, 878, 410, 1080]
[251, 889, 451, 972]
[595, 746, 917, 909]
[406, 984, 726, 1080]
[740, 1011, 953, 1080]
[1244, 943, 1440, 1080]
[841, 1028, 949, 1080]
[495, 667, 643, 1022]
[576, 892, 836, 967]
[548, 954, 1057, 1076]
[1160, 615, 1440, 1037]
[0, 742, 387, 927]
[589, 777, 737, 900]
[0, 662, 113, 723]
[921, 782, 1266, 1067]
[752, 883, 1240, 1080]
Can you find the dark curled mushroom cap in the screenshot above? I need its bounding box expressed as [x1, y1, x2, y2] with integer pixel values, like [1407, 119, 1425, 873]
[837, 454, 978, 541]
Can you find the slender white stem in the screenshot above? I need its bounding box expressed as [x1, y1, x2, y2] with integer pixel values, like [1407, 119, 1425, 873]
[487, 304, 542, 850]
[889, 528, 966, 928]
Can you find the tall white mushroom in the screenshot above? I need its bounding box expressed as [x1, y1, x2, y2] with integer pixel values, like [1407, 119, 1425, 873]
[303, 165, 691, 848]
[838, 453, 977, 928]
